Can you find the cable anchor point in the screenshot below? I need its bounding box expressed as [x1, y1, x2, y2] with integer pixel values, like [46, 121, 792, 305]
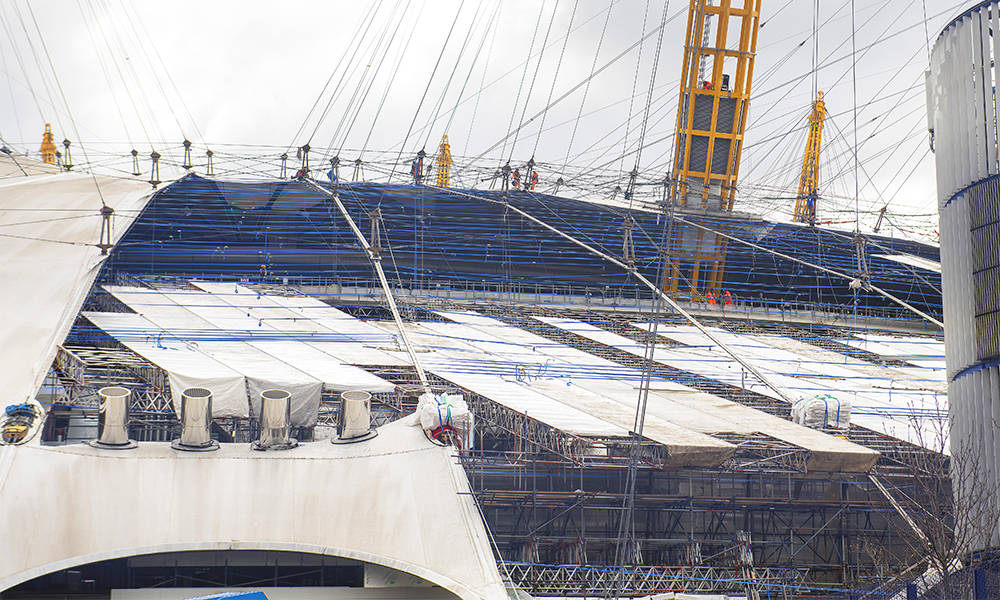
[182, 139, 192, 170]
[97, 203, 116, 255]
[149, 151, 161, 188]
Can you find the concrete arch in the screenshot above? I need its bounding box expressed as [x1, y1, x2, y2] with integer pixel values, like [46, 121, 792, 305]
[1, 542, 469, 598]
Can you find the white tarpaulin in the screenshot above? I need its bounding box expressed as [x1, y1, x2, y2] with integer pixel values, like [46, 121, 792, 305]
[0, 169, 153, 409]
[191, 281, 408, 368]
[107, 286, 323, 427]
[438, 312, 876, 472]
[156, 288, 396, 394]
[82, 312, 249, 418]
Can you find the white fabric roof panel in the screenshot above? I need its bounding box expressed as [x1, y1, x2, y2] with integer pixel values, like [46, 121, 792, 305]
[107, 286, 324, 427]
[263, 292, 412, 365]
[650, 325, 947, 413]
[452, 313, 876, 472]
[848, 333, 948, 371]
[81, 312, 248, 418]
[411, 319, 734, 467]
[154, 288, 395, 394]
[629, 322, 946, 451]
[191, 281, 408, 367]
[374, 322, 629, 438]
[0, 172, 152, 408]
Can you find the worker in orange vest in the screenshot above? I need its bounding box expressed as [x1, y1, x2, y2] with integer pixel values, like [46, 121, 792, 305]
[530, 171, 538, 191]
[512, 168, 521, 190]
[706, 290, 716, 305]
[722, 290, 733, 306]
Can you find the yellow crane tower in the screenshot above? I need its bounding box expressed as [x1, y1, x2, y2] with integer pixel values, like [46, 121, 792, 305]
[793, 91, 826, 226]
[436, 135, 453, 187]
[667, 0, 762, 298]
[40, 123, 57, 165]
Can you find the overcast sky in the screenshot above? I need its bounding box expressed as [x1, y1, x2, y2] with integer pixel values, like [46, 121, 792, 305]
[0, 0, 973, 241]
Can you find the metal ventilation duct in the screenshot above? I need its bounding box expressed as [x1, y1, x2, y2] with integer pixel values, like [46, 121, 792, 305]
[90, 386, 136, 449]
[255, 389, 297, 450]
[173, 387, 218, 452]
[338, 390, 375, 442]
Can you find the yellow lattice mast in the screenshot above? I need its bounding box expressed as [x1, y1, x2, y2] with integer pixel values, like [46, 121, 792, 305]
[40, 123, 57, 165]
[436, 135, 453, 187]
[666, 0, 761, 297]
[793, 91, 826, 226]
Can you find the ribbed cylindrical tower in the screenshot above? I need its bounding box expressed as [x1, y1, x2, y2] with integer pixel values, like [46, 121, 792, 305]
[928, 0, 1000, 552]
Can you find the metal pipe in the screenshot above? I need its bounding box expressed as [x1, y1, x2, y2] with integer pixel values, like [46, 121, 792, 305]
[339, 390, 372, 440]
[95, 386, 132, 446]
[256, 389, 295, 450]
[178, 387, 213, 448]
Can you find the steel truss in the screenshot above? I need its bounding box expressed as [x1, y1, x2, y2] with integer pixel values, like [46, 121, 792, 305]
[500, 562, 807, 597]
[463, 455, 908, 596]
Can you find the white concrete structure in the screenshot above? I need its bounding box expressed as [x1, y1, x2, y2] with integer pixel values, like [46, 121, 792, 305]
[927, 0, 1000, 550]
[0, 419, 507, 600]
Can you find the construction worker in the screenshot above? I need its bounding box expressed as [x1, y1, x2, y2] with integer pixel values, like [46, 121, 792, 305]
[512, 168, 521, 190]
[722, 290, 733, 306]
[706, 290, 716, 305]
[530, 171, 539, 191]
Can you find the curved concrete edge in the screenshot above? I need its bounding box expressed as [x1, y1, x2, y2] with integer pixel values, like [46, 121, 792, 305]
[0, 541, 480, 600]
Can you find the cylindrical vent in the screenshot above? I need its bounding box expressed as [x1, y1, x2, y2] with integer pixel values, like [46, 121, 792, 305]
[339, 390, 372, 440]
[179, 387, 213, 447]
[258, 389, 293, 449]
[96, 386, 131, 446]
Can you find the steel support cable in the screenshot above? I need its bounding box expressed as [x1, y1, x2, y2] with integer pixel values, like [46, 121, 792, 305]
[530, 77, 678, 161]
[499, 0, 549, 162]
[468, 16, 677, 168]
[77, 0, 135, 150]
[613, 180, 672, 600]
[88, 0, 168, 152]
[120, 0, 206, 145]
[620, 0, 670, 213]
[22, 2, 108, 204]
[293, 0, 381, 149]
[0, 3, 54, 139]
[94, 0, 186, 146]
[508, 0, 562, 162]
[461, 3, 504, 171]
[325, 0, 411, 158]
[753, 0, 966, 103]
[417, 0, 495, 151]
[531, 0, 580, 159]
[617, 0, 654, 184]
[387, 0, 467, 184]
[0, 30, 26, 147]
[429, 184, 798, 403]
[745, 83, 921, 152]
[440, 0, 502, 143]
[406, 1, 633, 164]
[302, 178, 429, 391]
[670, 214, 943, 328]
[741, 83, 924, 194]
[558, 0, 615, 179]
[324, 0, 408, 155]
[0, 132, 29, 176]
[7, 0, 64, 133]
[823, 80, 928, 214]
[823, 224, 942, 295]
[360, 7, 427, 160]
